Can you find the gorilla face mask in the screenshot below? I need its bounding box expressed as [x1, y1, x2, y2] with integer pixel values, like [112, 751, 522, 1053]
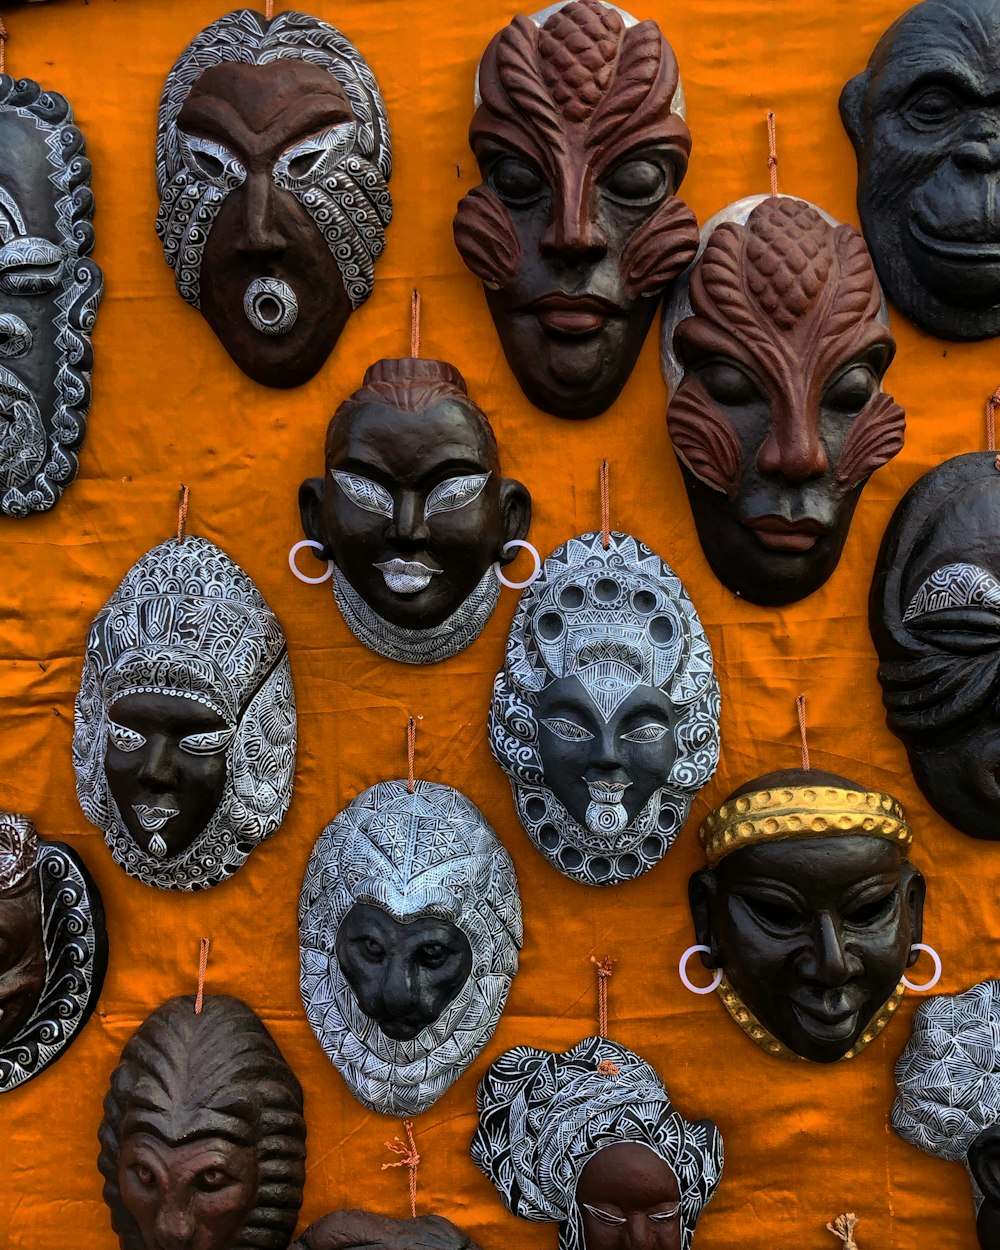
[661, 195, 904, 607]
[156, 10, 391, 388]
[454, 0, 697, 419]
[841, 0, 1000, 340]
[871, 452, 1000, 838]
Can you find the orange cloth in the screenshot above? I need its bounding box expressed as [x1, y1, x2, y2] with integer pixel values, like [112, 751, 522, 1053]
[0, 2, 990, 1248]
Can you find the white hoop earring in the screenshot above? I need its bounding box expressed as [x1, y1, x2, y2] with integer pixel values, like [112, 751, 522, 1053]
[493, 539, 541, 590]
[678, 945, 723, 995]
[902, 943, 942, 992]
[289, 539, 334, 585]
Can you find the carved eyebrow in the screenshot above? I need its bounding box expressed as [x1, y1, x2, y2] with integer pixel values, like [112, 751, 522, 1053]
[180, 93, 354, 151]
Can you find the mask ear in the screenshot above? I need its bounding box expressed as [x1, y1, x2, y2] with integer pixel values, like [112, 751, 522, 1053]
[838, 72, 868, 149]
[299, 477, 331, 558]
[688, 868, 722, 968]
[969, 1125, 1000, 1207]
[901, 862, 926, 958]
[498, 477, 532, 559]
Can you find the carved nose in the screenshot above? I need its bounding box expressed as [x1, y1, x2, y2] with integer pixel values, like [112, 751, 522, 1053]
[389, 493, 430, 545]
[804, 913, 862, 986]
[953, 113, 1000, 171]
[540, 201, 608, 263]
[238, 171, 286, 255]
[137, 737, 179, 791]
[381, 955, 421, 1020]
[756, 428, 828, 483]
[154, 1197, 196, 1250]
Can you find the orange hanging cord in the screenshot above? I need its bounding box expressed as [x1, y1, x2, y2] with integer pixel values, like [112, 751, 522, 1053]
[382, 1120, 420, 1219]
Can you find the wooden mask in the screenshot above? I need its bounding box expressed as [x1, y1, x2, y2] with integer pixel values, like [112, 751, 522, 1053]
[661, 194, 904, 606]
[454, 0, 697, 419]
[291, 1210, 485, 1250]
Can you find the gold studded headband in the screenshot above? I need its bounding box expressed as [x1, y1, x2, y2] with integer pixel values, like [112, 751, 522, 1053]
[698, 784, 912, 869]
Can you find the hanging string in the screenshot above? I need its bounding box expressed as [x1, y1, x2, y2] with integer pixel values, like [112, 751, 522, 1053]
[406, 717, 416, 794]
[986, 387, 1000, 466]
[826, 1213, 859, 1250]
[177, 484, 189, 544]
[766, 111, 779, 196]
[600, 460, 610, 550]
[410, 289, 421, 358]
[0, 17, 8, 77]
[382, 1120, 420, 1219]
[264, 0, 274, 19]
[795, 694, 810, 771]
[591, 955, 616, 1038]
[194, 937, 211, 1014]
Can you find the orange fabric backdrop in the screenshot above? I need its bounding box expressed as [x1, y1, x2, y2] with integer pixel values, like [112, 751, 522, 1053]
[1, 0, 996, 1246]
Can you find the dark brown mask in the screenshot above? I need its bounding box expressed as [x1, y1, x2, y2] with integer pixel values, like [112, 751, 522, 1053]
[455, 0, 697, 419]
[0, 866, 44, 1050]
[292, 1210, 485, 1250]
[663, 195, 904, 606]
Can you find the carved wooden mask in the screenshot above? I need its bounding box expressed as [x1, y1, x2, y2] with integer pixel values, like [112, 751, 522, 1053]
[291, 1210, 486, 1250]
[454, 0, 697, 419]
[662, 195, 904, 606]
[156, 10, 392, 388]
[0, 76, 102, 517]
[98, 994, 305, 1250]
[841, 0, 1000, 341]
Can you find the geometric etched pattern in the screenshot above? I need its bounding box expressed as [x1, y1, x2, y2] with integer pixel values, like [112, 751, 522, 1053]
[904, 563, 1000, 622]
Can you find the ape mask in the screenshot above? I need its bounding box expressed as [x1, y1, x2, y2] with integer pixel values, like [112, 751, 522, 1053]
[472, 1035, 723, 1250]
[690, 768, 924, 1063]
[490, 530, 719, 886]
[661, 194, 903, 606]
[73, 535, 296, 890]
[156, 9, 392, 387]
[0, 75, 102, 516]
[841, 0, 1000, 340]
[300, 357, 531, 664]
[299, 778, 522, 1117]
[455, 0, 698, 419]
[0, 811, 107, 1093]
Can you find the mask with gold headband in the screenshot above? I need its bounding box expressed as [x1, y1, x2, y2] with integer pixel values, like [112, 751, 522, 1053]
[688, 767, 925, 1062]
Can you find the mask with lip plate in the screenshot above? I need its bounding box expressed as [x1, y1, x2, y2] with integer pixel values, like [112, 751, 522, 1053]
[660, 194, 904, 607]
[0, 75, 102, 516]
[98, 994, 305, 1250]
[471, 1035, 723, 1250]
[871, 452, 1000, 838]
[841, 0, 1000, 341]
[299, 778, 522, 1117]
[894, 980, 1000, 1250]
[156, 9, 391, 388]
[689, 767, 925, 1063]
[0, 811, 107, 1093]
[489, 530, 719, 886]
[290, 1210, 486, 1250]
[299, 356, 532, 665]
[454, 0, 698, 419]
[73, 535, 296, 890]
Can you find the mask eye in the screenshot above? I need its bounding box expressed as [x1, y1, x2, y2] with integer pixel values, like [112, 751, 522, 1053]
[542, 717, 594, 742]
[489, 155, 546, 205]
[740, 895, 802, 933]
[845, 891, 897, 928]
[332, 470, 395, 517]
[273, 121, 357, 189]
[417, 942, 452, 969]
[179, 728, 235, 757]
[179, 132, 247, 190]
[620, 722, 669, 744]
[696, 361, 761, 407]
[196, 1168, 233, 1194]
[355, 936, 385, 962]
[581, 1204, 626, 1227]
[108, 721, 145, 753]
[129, 1163, 156, 1188]
[424, 472, 491, 519]
[602, 158, 669, 205]
[903, 84, 961, 130]
[0, 237, 64, 294]
[649, 1205, 681, 1222]
[824, 365, 877, 415]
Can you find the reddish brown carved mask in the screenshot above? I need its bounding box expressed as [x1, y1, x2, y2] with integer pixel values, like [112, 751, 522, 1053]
[662, 195, 904, 606]
[455, 0, 698, 420]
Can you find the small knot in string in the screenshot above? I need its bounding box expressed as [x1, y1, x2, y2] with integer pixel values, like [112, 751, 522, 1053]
[410, 289, 421, 358]
[600, 460, 611, 550]
[194, 937, 211, 1014]
[406, 717, 417, 795]
[176, 484, 189, 544]
[986, 387, 1000, 465]
[826, 1212, 859, 1250]
[382, 1120, 420, 1219]
[591, 955, 616, 1037]
[596, 1059, 620, 1077]
[766, 112, 779, 195]
[795, 693, 810, 771]
[0, 17, 9, 77]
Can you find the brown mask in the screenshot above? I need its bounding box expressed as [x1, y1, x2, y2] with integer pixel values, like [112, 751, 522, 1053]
[662, 195, 904, 606]
[455, 0, 698, 419]
[291, 1210, 485, 1250]
[0, 819, 44, 1051]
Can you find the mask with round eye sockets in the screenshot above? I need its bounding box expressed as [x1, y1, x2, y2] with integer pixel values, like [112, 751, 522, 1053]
[871, 451, 1000, 838]
[454, 0, 698, 420]
[299, 356, 532, 665]
[688, 767, 926, 1063]
[0, 811, 107, 1093]
[489, 530, 719, 886]
[471, 1035, 723, 1250]
[156, 9, 392, 388]
[841, 0, 1000, 341]
[661, 194, 905, 607]
[98, 994, 306, 1250]
[299, 778, 522, 1117]
[0, 75, 102, 517]
[72, 534, 296, 891]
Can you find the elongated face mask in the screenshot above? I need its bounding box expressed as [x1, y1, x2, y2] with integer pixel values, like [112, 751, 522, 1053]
[841, 0, 1000, 340]
[455, 0, 697, 419]
[661, 195, 903, 606]
[156, 9, 391, 387]
[0, 76, 102, 516]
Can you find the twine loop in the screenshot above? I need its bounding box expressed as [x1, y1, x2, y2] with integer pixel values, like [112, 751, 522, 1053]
[592, 955, 616, 1037]
[826, 1213, 859, 1250]
[177, 484, 189, 544]
[406, 717, 416, 795]
[411, 289, 421, 358]
[596, 1059, 620, 1076]
[194, 937, 210, 1014]
[795, 694, 810, 771]
[264, 0, 274, 19]
[382, 1120, 420, 1219]
[766, 111, 779, 195]
[600, 460, 610, 550]
[986, 386, 1000, 460]
[0, 17, 8, 77]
